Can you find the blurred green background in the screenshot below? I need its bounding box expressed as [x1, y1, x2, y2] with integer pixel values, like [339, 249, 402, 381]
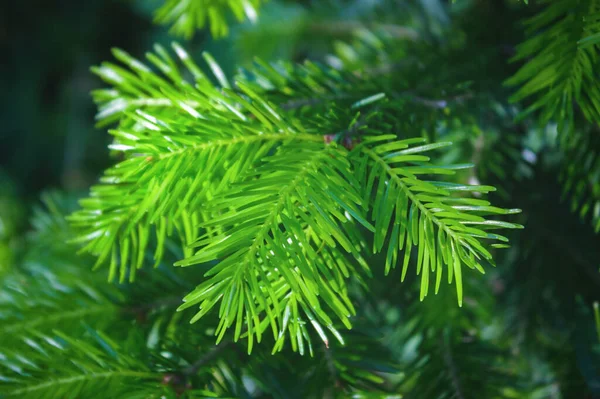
[0, 0, 369, 198]
[1, 1, 164, 198]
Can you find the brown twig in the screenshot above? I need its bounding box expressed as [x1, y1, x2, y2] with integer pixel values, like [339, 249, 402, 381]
[440, 332, 465, 399]
[322, 344, 339, 399]
[183, 341, 233, 376]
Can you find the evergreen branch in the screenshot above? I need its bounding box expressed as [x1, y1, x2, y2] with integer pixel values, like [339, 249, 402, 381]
[4, 370, 158, 398]
[10, 0, 600, 396]
[154, 0, 262, 38]
[156, 132, 321, 163]
[506, 0, 600, 139]
[353, 135, 522, 305]
[559, 128, 600, 233]
[74, 42, 522, 355]
[0, 194, 230, 396]
[236, 57, 378, 111]
[236, 41, 472, 138]
[69, 116, 323, 280]
[437, 106, 535, 199]
[0, 193, 122, 342]
[0, 330, 162, 398]
[176, 141, 370, 351]
[91, 43, 211, 127]
[0, 261, 119, 338]
[0, 303, 114, 336]
[73, 45, 331, 279]
[2, 192, 201, 354]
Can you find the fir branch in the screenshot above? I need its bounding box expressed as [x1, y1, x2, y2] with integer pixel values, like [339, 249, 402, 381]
[4, 370, 158, 398]
[74, 43, 522, 354]
[0, 303, 114, 336]
[154, 0, 262, 38]
[91, 44, 209, 127]
[559, 128, 600, 233]
[73, 44, 330, 280]
[0, 331, 162, 398]
[506, 0, 600, 139]
[9, 0, 600, 396]
[0, 193, 121, 342]
[353, 135, 522, 305]
[176, 141, 369, 351]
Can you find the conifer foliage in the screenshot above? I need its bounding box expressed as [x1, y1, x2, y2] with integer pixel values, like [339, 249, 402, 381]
[154, 0, 262, 38]
[69, 42, 521, 352]
[2, 0, 600, 397]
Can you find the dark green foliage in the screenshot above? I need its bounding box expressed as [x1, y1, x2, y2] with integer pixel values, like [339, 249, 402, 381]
[2, 0, 600, 397]
[560, 128, 600, 232]
[67, 43, 521, 354]
[0, 330, 161, 399]
[506, 0, 600, 140]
